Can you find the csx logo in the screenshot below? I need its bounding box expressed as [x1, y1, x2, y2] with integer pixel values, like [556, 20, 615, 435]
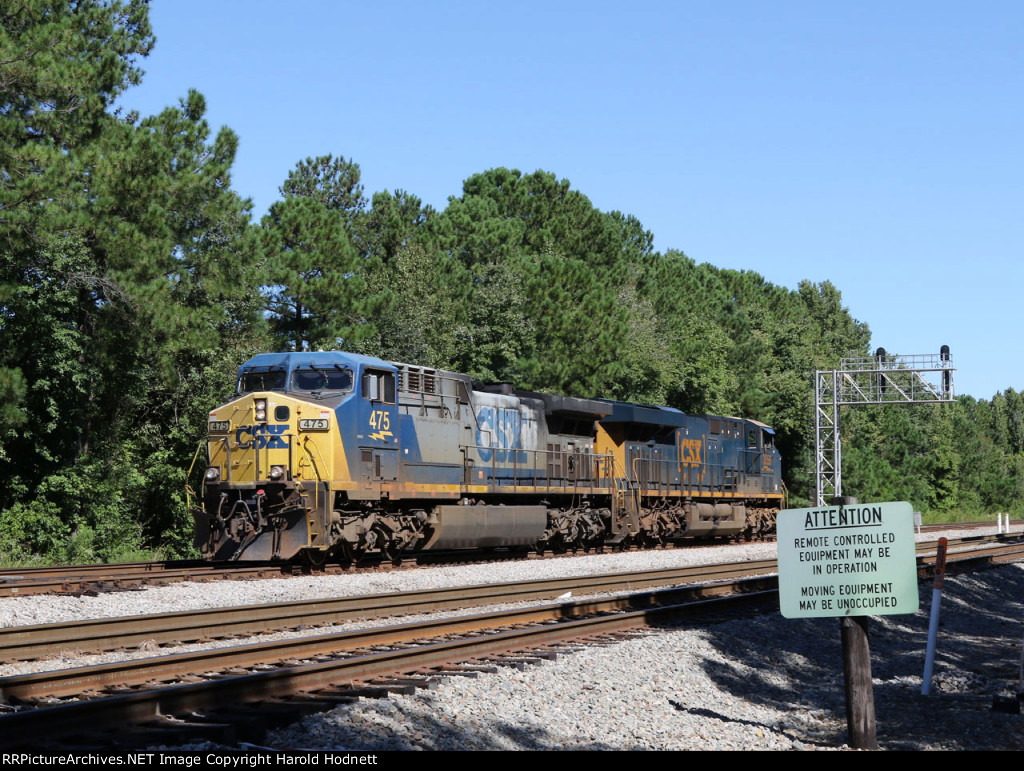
[678, 437, 703, 467]
[235, 424, 288, 449]
[476, 406, 526, 464]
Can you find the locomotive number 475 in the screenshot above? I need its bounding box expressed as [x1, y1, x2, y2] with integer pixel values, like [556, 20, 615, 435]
[369, 410, 391, 431]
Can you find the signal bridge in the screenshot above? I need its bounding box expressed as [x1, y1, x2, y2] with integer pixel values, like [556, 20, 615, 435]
[813, 347, 955, 506]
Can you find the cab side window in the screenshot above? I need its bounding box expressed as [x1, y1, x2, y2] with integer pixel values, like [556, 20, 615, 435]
[363, 370, 396, 404]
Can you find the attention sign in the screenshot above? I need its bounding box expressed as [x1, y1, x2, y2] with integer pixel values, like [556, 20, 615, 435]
[777, 501, 919, 618]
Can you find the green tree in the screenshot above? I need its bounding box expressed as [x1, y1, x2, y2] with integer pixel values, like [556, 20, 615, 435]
[354, 189, 436, 264]
[262, 194, 373, 350]
[438, 168, 641, 270]
[0, 0, 154, 239]
[0, 3, 264, 561]
[0, 0, 154, 454]
[281, 154, 366, 227]
[434, 168, 649, 395]
[360, 243, 464, 367]
[635, 250, 737, 414]
[456, 257, 536, 384]
[262, 156, 391, 351]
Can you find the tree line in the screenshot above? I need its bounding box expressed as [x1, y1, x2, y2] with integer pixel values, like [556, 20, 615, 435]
[1, 2, 1018, 563]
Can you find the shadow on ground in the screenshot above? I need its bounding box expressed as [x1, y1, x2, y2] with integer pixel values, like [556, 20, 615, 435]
[686, 563, 1024, 750]
[262, 564, 1024, 751]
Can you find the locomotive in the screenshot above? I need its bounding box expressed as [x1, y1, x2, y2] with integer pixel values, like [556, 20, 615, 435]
[190, 351, 784, 562]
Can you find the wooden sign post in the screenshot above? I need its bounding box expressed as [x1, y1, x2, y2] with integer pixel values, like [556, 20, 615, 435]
[840, 615, 877, 749]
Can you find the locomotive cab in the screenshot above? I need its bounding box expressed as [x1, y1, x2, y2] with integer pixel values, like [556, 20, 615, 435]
[193, 353, 367, 561]
[351, 366, 400, 496]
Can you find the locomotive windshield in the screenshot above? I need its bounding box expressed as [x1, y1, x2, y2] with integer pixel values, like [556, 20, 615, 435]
[237, 369, 287, 393]
[236, 367, 353, 394]
[291, 367, 353, 392]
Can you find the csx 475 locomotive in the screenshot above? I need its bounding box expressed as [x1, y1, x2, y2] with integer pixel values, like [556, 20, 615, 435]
[191, 351, 784, 562]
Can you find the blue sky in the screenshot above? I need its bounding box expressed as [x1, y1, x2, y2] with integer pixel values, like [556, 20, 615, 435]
[120, 1, 1023, 400]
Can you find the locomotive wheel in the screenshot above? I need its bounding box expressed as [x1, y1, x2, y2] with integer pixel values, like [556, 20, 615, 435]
[640, 531, 664, 549]
[381, 542, 402, 566]
[337, 542, 360, 566]
[303, 548, 327, 567]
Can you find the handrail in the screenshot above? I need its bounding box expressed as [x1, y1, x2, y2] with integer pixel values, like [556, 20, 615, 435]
[460, 443, 781, 497]
[184, 440, 205, 512]
[461, 443, 614, 489]
[299, 435, 328, 514]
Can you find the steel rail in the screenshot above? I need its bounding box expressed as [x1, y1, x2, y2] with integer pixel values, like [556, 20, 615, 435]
[920, 540, 1024, 566]
[0, 560, 773, 662]
[1, 539, 1023, 748]
[0, 563, 301, 598]
[0, 530, 1012, 597]
[3, 540, 1023, 702]
[0, 561, 170, 578]
[0, 581, 777, 747]
[1, 535, 1017, 662]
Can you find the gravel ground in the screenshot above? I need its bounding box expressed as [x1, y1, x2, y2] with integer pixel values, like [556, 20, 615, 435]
[265, 562, 1024, 751]
[3, 530, 1023, 750]
[0, 541, 779, 630]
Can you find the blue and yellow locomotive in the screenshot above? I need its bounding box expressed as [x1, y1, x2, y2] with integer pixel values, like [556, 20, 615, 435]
[191, 351, 784, 562]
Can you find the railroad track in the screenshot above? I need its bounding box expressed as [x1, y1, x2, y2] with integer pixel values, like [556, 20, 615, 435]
[0, 546, 653, 597]
[919, 519, 1019, 533]
[0, 521, 1011, 597]
[0, 560, 305, 598]
[0, 576, 778, 749]
[1, 537, 1022, 748]
[0, 560, 775, 662]
[0, 550, 537, 597]
[1, 534, 1017, 664]
[0, 542, 766, 597]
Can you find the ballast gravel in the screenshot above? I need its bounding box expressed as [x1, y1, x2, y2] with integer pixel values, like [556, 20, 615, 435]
[0, 541, 780, 629]
[2, 529, 1023, 751]
[265, 560, 1024, 751]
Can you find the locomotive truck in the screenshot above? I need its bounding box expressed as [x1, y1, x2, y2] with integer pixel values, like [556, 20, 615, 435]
[190, 351, 784, 562]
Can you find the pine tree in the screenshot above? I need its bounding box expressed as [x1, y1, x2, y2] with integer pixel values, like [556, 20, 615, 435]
[0, 2, 264, 561]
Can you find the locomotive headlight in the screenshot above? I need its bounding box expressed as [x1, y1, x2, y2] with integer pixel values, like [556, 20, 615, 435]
[254, 398, 267, 422]
[269, 465, 285, 481]
[205, 466, 221, 482]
